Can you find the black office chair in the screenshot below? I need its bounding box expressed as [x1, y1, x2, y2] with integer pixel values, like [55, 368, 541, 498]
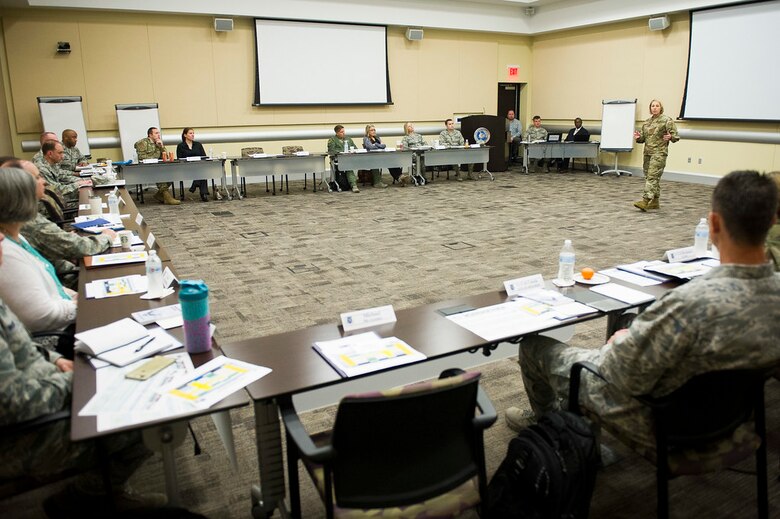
[569, 362, 770, 519]
[40, 187, 78, 228]
[280, 370, 497, 519]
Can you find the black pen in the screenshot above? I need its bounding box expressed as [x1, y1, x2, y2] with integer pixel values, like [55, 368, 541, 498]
[133, 336, 154, 353]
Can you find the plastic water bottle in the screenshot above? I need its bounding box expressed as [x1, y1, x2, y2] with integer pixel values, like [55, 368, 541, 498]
[107, 192, 120, 215]
[145, 250, 164, 298]
[343, 140, 349, 152]
[179, 280, 211, 353]
[694, 218, 709, 256]
[557, 239, 575, 285]
[208, 147, 213, 159]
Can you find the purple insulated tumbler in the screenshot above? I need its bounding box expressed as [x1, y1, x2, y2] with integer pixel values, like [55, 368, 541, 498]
[179, 280, 211, 353]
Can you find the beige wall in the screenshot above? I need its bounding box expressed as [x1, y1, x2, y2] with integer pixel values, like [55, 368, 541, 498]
[531, 13, 780, 176]
[0, 8, 531, 159]
[0, 8, 777, 175]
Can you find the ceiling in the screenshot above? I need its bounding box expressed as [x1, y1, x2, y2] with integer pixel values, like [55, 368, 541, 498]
[0, 0, 750, 35]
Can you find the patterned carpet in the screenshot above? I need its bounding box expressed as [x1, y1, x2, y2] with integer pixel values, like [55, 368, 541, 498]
[4, 164, 778, 518]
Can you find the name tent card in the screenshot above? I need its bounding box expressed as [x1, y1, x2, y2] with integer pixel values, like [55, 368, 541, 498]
[504, 274, 545, 297]
[135, 213, 144, 226]
[340, 304, 397, 332]
[146, 232, 156, 249]
[162, 266, 178, 289]
[664, 246, 698, 263]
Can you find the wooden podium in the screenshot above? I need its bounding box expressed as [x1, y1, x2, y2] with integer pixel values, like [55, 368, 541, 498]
[460, 115, 507, 172]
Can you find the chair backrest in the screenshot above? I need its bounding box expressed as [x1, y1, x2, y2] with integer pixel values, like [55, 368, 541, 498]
[639, 369, 766, 446]
[330, 371, 484, 509]
[282, 145, 303, 155]
[241, 147, 264, 157]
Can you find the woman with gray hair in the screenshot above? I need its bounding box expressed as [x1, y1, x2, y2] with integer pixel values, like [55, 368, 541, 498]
[0, 167, 77, 333]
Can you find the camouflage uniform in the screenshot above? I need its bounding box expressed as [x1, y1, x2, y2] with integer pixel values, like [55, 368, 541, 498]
[524, 126, 549, 172]
[32, 150, 43, 163]
[635, 114, 679, 202]
[518, 263, 780, 450]
[61, 146, 86, 171]
[767, 223, 780, 271]
[22, 213, 112, 289]
[0, 299, 150, 485]
[35, 158, 81, 206]
[134, 137, 171, 194]
[439, 129, 473, 175]
[401, 133, 427, 178]
[327, 135, 359, 188]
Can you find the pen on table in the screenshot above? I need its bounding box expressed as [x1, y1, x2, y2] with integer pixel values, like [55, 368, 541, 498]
[134, 336, 155, 353]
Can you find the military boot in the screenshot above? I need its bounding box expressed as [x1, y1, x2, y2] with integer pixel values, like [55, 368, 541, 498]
[162, 190, 181, 205]
[633, 199, 649, 211]
[646, 197, 660, 209]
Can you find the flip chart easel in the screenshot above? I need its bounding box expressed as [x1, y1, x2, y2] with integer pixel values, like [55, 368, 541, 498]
[599, 99, 636, 177]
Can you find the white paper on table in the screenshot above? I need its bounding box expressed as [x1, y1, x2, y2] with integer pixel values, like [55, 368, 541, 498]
[75, 318, 149, 356]
[600, 268, 662, 287]
[80, 353, 196, 432]
[111, 233, 143, 248]
[79, 203, 107, 210]
[96, 327, 180, 367]
[446, 298, 559, 342]
[85, 275, 148, 299]
[700, 258, 721, 267]
[313, 332, 426, 378]
[139, 287, 175, 300]
[645, 261, 712, 279]
[521, 289, 574, 306]
[590, 283, 655, 305]
[156, 315, 184, 329]
[158, 356, 271, 410]
[552, 302, 600, 320]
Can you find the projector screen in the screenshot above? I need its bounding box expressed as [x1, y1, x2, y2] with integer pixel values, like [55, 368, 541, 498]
[254, 19, 391, 106]
[681, 0, 780, 121]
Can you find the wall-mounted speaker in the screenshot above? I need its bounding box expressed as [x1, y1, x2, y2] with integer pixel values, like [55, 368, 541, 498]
[214, 18, 234, 32]
[648, 15, 670, 31]
[405, 28, 424, 41]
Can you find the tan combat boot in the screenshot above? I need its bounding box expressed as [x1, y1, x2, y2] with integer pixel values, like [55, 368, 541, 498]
[162, 190, 181, 205]
[646, 198, 660, 209]
[633, 199, 649, 211]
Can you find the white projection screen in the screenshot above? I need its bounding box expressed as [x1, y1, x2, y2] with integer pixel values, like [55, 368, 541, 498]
[681, 0, 780, 121]
[254, 19, 391, 106]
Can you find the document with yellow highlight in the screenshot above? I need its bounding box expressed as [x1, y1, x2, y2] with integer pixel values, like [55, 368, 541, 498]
[160, 355, 271, 409]
[313, 332, 426, 378]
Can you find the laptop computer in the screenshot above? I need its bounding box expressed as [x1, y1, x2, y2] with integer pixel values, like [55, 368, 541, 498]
[547, 133, 562, 142]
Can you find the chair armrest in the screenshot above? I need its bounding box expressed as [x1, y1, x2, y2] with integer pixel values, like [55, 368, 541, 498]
[32, 330, 73, 340]
[0, 409, 70, 436]
[568, 361, 606, 415]
[474, 385, 498, 429]
[279, 397, 334, 463]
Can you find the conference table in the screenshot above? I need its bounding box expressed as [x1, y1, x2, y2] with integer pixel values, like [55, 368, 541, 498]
[333, 149, 415, 189]
[221, 276, 673, 517]
[230, 154, 328, 197]
[121, 158, 230, 202]
[522, 141, 601, 174]
[415, 146, 494, 181]
[72, 186, 247, 507]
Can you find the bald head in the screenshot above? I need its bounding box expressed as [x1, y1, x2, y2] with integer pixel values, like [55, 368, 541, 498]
[62, 129, 78, 148]
[40, 131, 57, 146]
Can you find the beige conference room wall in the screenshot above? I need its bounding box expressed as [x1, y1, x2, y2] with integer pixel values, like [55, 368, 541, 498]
[531, 14, 780, 177]
[0, 8, 532, 159]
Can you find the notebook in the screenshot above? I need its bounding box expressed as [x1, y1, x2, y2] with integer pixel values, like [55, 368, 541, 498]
[547, 133, 562, 142]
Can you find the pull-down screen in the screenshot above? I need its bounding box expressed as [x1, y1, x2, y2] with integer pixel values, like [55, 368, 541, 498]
[254, 19, 391, 106]
[681, 1, 780, 121]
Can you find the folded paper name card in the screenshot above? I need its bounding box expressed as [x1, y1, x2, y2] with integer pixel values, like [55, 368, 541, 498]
[503, 273, 545, 297]
[340, 304, 397, 332]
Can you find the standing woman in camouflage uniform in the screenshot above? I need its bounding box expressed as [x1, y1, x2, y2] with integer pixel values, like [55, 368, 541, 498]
[633, 99, 679, 211]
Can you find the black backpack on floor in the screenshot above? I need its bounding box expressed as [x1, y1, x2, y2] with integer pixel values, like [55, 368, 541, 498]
[487, 410, 599, 519]
[329, 169, 351, 192]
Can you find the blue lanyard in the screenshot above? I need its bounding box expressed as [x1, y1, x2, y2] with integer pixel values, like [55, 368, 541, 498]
[6, 236, 69, 300]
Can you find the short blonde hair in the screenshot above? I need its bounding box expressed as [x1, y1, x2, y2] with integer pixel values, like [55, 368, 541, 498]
[649, 99, 664, 114]
[403, 122, 414, 134]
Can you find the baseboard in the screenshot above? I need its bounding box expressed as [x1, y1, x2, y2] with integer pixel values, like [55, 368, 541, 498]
[598, 164, 721, 186]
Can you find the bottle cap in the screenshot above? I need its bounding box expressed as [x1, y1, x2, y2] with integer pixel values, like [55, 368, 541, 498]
[179, 280, 209, 301]
[564, 239, 572, 245]
[149, 250, 157, 257]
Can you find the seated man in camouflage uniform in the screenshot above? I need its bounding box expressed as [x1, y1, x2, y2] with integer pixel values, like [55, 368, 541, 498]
[34, 140, 90, 208]
[438, 118, 474, 181]
[60, 129, 89, 172]
[506, 171, 780, 453]
[0, 158, 114, 289]
[0, 232, 165, 515]
[133, 126, 180, 205]
[326, 125, 360, 193]
[524, 115, 549, 173]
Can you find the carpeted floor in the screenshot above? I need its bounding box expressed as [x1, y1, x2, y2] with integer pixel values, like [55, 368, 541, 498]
[3, 164, 778, 518]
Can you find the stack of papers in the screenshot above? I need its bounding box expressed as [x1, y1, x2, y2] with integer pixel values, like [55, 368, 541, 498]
[643, 260, 713, 280]
[313, 332, 426, 378]
[74, 318, 176, 366]
[589, 283, 655, 305]
[85, 250, 148, 268]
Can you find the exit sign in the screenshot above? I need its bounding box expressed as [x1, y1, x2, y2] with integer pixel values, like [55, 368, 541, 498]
[507, 65, 519, 79]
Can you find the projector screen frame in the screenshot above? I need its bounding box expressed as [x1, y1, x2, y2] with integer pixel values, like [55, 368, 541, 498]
[679, 0, 780, 123]
[252, 17, 393, 107]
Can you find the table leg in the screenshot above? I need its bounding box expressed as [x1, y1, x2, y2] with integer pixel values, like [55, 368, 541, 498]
[251, 399, 286, 518]
[142, 422, 188, 508]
